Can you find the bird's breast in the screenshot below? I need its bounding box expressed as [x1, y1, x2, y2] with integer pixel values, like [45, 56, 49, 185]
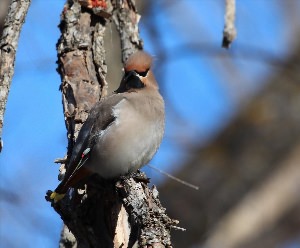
[87, 96, 165, 178]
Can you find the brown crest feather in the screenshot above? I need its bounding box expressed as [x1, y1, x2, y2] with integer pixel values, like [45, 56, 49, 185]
[125, 50, 153, 73]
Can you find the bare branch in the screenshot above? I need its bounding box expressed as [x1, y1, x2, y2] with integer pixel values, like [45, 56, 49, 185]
[222, 0, 237, 48]
[112, 0, 143, 62]
[0, 0, 31, 152]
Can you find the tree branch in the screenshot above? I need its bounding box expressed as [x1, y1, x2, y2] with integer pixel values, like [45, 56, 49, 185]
[222, 0, 236, 48]
[0, 0, 31, 152]
[112, 0, 143, 62]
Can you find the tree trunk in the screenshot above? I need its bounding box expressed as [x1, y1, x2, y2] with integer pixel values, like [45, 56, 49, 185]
[46, 1, 178, 247]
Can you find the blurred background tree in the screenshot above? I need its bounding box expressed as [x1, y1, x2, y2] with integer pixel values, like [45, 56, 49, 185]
[1, 1, 300, 247]
[0, 0, 9, 36]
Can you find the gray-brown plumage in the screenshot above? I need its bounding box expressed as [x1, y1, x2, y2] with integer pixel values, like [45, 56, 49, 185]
[50, 51, 165, 202]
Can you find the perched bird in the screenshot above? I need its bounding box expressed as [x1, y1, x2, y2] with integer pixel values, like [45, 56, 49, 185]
[50, 51, 165, 202]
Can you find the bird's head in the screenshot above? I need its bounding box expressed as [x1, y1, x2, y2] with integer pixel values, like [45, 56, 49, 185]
[115, 51, 158, 93]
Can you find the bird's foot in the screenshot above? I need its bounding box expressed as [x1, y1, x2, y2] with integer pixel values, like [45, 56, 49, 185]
[120, 170, 150, 184]
[45, 190, 65, 203]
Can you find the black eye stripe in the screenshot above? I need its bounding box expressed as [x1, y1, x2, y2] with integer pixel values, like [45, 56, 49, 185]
[134, 68, 149, 77]
[116, 70, 145, 93]
[127, 75, 144, 89]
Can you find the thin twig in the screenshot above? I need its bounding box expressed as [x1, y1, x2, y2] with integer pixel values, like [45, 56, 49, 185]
[147, 164, 199, 190]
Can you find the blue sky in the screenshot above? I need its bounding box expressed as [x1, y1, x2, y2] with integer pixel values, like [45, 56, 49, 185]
[0, 1, 295, 247]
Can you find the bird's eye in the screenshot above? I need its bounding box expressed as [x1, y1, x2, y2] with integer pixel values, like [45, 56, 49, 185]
[115, 71, 145, 93]
[134, 68, 149, 77]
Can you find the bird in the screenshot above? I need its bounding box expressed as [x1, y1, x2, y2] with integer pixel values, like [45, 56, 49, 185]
[50, 51, 165, 202]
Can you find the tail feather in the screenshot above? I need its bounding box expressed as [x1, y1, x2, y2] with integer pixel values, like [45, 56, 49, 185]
[50, 167, 93, 202]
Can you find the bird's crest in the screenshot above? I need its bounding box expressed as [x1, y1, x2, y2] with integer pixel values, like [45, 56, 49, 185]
[125, 51, 153, 73]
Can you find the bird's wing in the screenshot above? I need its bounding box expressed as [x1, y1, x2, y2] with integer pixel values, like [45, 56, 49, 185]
[54, 94, 127, 194]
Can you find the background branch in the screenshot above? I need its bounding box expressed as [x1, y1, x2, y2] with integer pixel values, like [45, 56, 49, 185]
[158, 40, 300, 247]
[222, 0, 237, 48]
[0, 0, 31, 152]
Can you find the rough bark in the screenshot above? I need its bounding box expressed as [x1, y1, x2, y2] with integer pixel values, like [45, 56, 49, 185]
[0, 0, 31, 152]
[112, 0, 143, 62]
[47, 1, 177, 247]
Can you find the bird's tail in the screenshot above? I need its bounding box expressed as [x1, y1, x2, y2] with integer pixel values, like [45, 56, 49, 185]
[49, 166, 93, 203]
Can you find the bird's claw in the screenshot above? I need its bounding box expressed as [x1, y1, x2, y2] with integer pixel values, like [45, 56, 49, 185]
[45, 190, 65, 203]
